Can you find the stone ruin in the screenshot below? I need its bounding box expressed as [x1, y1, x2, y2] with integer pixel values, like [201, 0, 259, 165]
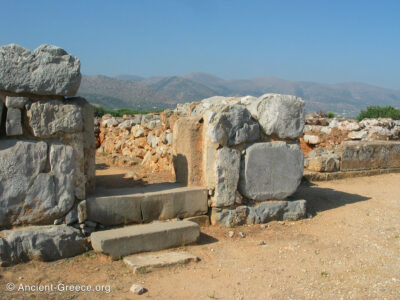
[171, 95, 307, 226]
[301, 114, 400, 180]
[95, 94, 309, 227]
[0, 44, 94, 264]
[5, 42, 399, 266]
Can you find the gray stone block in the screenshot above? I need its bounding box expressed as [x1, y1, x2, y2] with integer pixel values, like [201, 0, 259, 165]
[0, 225, 89, 265]
[28, 100, 83, 138]
[207, 105, 260, 146]
[5, 96, 29, 109]
[211, 199, 307, 227]
[87, 184, 208, 226]
[0, 44, 81, 96]
[212, 147, 241, 207]
[256, 94, 305, 139]
[6, 108, 23, 136]
[91, 221, 200, 259]
[238, 142, 304, 200]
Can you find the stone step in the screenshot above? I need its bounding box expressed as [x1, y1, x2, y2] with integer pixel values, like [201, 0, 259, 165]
[87, 183, 208, 226]
[90, 220, 200, 259]
[123, 251, 199, 273]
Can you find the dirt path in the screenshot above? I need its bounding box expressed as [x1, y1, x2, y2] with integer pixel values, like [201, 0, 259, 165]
[1, 173, 400, 299]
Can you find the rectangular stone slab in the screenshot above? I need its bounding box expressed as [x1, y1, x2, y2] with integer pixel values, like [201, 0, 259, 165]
[123, 251, 199, 273]
[90, 221, 200, 259]
[87, 183, 208, 225]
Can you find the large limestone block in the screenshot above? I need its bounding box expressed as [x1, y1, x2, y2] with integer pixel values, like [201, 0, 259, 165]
[5, 108, 23, 136]
[256, 94, 305, 139]
[0, 44, 81, 96]
[49, 143, 75, 210]
[173, 116, 205, 186]
[238, 142, 304, 200]
[91, 221, 200, 259]
[87, 184, 207, 226]
[62, 97, 96, 195]
[0, 140, 48, 221]
[28, 99, 83, 138]
[207, 105, 259, 146]
[0, 225, 88, 265]
[0, 140, 77, 227]
[212, 147, 241, 207]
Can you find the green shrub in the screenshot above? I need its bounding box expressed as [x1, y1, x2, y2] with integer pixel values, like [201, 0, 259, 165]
[357, 106, 400, 121]
[326, 111, 336, 118]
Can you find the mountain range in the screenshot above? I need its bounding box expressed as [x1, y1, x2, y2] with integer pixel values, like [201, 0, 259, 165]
[78, 72, 400, 116]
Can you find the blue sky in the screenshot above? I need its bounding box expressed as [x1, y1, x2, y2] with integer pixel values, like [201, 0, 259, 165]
[1, 0, 399, 89]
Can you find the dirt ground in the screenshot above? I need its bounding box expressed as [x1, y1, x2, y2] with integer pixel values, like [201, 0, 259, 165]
[1, 169, 400, 299]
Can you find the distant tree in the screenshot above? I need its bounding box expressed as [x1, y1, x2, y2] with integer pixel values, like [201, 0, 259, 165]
[92, 105, 163, 117]
[357, 106, 400, 121]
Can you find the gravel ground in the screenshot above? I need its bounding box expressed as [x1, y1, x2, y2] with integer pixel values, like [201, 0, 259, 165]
[1, 173, 400, 299]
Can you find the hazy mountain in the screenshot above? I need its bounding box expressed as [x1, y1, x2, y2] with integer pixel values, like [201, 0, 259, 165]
[79, 73, 400, 116]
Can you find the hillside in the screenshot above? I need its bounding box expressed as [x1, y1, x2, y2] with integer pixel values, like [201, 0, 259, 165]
[78, 73, 400, 116]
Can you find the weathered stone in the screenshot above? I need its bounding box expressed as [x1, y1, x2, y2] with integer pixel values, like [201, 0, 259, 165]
[87, 184, 208, 225]
[238, 142, 304, 200]
[0, 225, 88, 265]
[130, 284, 146, 295]
[28, 100, 82, 138]
[211, 199, 307, 227]
[340, 141, 400, 171]
[166, 133, 173, 145]
[207, 105, 259, 146]
[6, 108, 23, 136]
[131, 125, 144, 138]
[91, 221, 200, 259]
[50, 143, 75, 210]
[0, 140, 48, 227]
[70, 98, 95, 195]
[5, 96, 29, 108]
[256, 94, 305, 139]
[173, 116, 205, 186]
[77, 200, 87, 223]
[65, 208, 78, 225]
[348, 130, 368, 140]
[303, 134, 320, 145]
[124, 251, 199, 274]
[306, 154, 341, 172]
[0, 44, 81, 96]
[212, 147, 241, 207]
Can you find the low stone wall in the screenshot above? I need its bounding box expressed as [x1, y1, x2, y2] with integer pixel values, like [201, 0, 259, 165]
[95, 110, 178, 173]
[0, 44, 95, 265]
[302, 115, 400, 175]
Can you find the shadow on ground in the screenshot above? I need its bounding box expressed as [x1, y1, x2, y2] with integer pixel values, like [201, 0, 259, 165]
[292, 180, 371, 215]
[197, 233, 219, 245]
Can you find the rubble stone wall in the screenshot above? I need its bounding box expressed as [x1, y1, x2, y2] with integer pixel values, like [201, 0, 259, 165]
[302, 115, 400, 173]
[95, 110, 177, 174]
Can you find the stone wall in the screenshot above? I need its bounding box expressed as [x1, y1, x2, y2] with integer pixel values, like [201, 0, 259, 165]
[302, 114, 400, 174]
[95, 110, 178, 173]
[172, 94, 307, 226]
[0, 44, 95, 229]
